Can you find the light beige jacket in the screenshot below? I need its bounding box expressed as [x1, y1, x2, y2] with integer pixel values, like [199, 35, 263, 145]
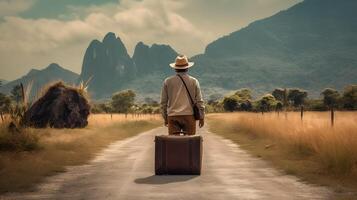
[160, 72, 204, 122]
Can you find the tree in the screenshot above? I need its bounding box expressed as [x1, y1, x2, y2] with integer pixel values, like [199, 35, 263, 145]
[288, 89, 307, 107]
[342, 85, 357, 110]
[223, 96, 238, 112]
[111, 90, 136, 113]
[321, 88, 340, 108]
[91, 103, 113, 114]
[276, 102, 283, 112]
[142, 106, 154, 114]
[234, 88, 252, 101]
[206, 100, 224, 113]
[240, 100, 253, 111]
[11, 84, 23, 103]
[272, 88, 285, 102]
[257, 94, 277, 112]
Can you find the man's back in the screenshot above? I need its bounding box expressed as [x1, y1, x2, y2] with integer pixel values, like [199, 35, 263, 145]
[161, 72, 203, 117]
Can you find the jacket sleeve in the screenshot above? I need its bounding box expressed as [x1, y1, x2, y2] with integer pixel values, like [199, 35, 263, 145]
[160, 80, 168, 122]
[195, 79, 205, 119]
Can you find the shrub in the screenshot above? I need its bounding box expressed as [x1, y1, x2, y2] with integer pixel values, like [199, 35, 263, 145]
[305, 99, 326, 111]
[223, 96, 239, 112]
[342, 85, 357, 110]
[0, 124, 40, 151]
[255, 94, 278, 112]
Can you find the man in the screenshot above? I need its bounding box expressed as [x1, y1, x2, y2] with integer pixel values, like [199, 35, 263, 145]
[160, 55, 205, 135]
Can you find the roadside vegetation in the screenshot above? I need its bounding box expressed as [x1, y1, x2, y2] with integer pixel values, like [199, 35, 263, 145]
[0, 114, 161, 193]
[91, 89, 161, 116]
[0, 81, 161, 194]
[206, 85, 357, 113]
[206, 84, 357, 198]
[208, 112, 357, 198]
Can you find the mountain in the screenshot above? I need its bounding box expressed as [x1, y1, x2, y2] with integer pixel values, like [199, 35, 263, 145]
[130, 42, 178, 98]
[85, 0, 357, 99]
[0, 63, 79, 99]
[0, 79, 8, 85]
[133, 42, 178, 75]
[79, 32, 136, 98]
[190, 0, 357, 96]
[80, 33, 178, 99]
[4, 0, 357, 100]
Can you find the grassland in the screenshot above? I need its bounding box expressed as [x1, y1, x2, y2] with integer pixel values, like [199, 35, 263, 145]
[0, 114, 161, 194]
[207, 112, 357, 198]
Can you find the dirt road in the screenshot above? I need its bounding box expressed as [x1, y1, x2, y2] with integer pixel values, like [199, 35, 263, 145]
[3, 126, 331, 200]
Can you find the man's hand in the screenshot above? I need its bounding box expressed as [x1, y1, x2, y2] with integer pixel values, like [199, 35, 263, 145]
[199, 119, 204, 128]
[164, 121, 168, 127]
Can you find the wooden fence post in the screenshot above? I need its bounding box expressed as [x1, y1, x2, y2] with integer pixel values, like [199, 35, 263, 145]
[300, 105, 304, 121]
[284, 88, 288, 119]
[331, 107, 335, 127]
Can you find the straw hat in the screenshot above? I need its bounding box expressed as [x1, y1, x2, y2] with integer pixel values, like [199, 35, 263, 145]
[169, 55, 194, 69]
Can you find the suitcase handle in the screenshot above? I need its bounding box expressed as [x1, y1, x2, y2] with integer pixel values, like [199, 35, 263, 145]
[172, 131, 188, 136]
[154, 134, 203, 142]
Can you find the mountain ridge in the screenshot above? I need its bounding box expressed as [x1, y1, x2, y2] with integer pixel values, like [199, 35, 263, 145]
[2, 0, 357, 100]
[190, 0, 357, 96]
[0, 63, 79, 99]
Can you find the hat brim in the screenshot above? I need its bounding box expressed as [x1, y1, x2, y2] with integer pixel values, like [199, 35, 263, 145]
[169, 62, 194, 69]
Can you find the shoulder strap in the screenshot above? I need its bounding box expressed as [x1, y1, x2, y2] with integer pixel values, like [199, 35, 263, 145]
[177, 74, 195, 106]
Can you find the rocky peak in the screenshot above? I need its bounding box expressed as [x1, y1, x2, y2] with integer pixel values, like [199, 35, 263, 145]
[79, 32, 135, 98]
[102, 32, 128, 57]
[132, 42, 178, 75]
[102, 32, 116, 43]
[88, 39, 102, 49]
[132, 42, 150, 60]
[134, 41, 149, 51]
[46, 63, 62, 71]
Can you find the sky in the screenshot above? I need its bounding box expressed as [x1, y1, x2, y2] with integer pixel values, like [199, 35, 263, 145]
[0, 0, 301, 80]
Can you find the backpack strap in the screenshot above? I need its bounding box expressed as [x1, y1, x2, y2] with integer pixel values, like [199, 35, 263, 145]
[177, 74, 195, 106]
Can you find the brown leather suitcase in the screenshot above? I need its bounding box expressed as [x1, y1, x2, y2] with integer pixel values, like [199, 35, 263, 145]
[155, 135, 203, 175]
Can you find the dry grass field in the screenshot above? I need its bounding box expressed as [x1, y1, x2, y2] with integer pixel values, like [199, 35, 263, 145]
[0, 114, 161, 194]
[208, 112, 357, 197]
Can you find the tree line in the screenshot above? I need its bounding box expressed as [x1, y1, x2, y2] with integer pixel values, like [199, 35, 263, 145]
[1, 81, 356, 117]
[206, 85, 357, 113]
[91, 90, 161, 115]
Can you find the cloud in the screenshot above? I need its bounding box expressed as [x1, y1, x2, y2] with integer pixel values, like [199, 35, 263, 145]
[0, 0, 209, 79]
[0, 0, 301, 80]
[0, 0, 35, 17]
[0, 17, 100, 52]
[0, 0, 208, 53]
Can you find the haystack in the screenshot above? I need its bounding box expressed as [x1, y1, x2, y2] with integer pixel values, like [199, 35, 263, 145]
[23, 82, 90, 128]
